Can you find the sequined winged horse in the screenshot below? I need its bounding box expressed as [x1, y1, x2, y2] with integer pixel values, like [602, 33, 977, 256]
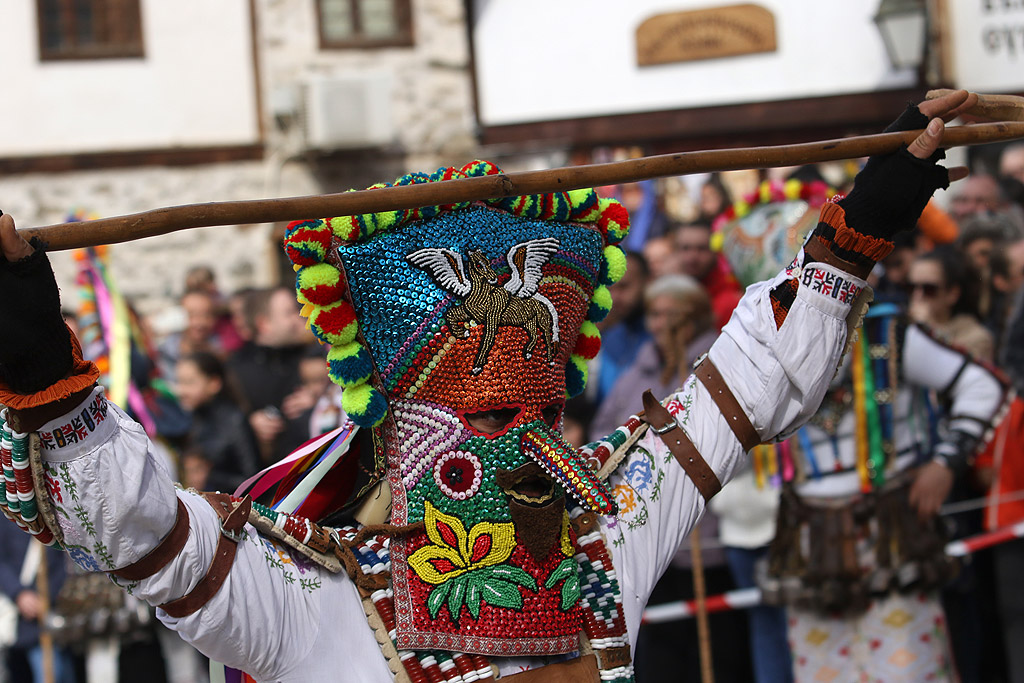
[408, 238, 561, 374]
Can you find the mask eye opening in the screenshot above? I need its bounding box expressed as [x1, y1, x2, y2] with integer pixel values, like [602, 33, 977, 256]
[459, 405, 524, 438]
[541, 402, 563, 429]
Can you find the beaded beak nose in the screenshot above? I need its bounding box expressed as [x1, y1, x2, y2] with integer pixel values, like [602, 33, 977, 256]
[520, 427, 617, 515]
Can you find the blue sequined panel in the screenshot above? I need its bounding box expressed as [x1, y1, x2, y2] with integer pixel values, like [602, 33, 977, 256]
[337, 204, 603, 391]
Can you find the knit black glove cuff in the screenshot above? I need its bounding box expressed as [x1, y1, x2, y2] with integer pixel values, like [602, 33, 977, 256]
[838, 105, 950, 240]
[0, 239, 74, 394]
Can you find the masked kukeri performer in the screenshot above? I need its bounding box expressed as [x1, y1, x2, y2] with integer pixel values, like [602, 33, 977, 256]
[0, 92, 979, 682]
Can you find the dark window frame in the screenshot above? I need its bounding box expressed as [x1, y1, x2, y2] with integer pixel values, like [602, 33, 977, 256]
[36, 0, 145, 62]
[316, 0, 414, 50]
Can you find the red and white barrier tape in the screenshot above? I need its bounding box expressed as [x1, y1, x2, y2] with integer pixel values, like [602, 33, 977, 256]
[945, 519, 1024, 557]
[642, 587, 761, 624]
[643, 520, 1024, 624]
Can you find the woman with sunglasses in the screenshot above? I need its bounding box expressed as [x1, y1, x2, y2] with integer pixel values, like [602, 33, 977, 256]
[907, 245, 994, 362]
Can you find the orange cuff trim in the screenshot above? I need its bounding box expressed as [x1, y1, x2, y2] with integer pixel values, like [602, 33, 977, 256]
[819, 203, 894, 263]
[0, 326, 100, 411]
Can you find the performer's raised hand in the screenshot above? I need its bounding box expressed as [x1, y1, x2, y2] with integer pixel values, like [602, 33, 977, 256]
[837, 89, 976, 242]
[0, 212, 35, 262]
[0, 211, 75, 397]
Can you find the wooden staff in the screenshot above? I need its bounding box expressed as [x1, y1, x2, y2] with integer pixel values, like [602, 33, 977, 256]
[689, 528, 715, 683]
[20, 121, 1024, 252]
[34, 542, 55, 683]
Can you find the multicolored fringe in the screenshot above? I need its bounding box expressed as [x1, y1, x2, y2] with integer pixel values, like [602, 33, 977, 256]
[233, 420, 364, 523]
[850, 317, 896, 492]
[0, 409, 57, 546]
[282, 160, 630, 427]
[74, 244, 169, 437]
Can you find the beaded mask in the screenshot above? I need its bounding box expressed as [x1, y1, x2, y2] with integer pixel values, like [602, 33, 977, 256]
[284, 161, 629, 655]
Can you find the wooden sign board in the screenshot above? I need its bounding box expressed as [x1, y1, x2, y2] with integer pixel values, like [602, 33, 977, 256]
[636, 3, 777, 66]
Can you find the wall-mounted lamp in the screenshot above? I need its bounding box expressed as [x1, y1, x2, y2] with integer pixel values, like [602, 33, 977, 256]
[873, 0, 927, 70]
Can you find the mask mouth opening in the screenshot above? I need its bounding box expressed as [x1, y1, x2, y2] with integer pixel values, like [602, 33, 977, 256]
[496, 462, 559, 507]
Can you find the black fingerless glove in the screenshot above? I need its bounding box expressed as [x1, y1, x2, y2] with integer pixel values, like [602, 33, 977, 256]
[838, 105, 951, 240]
[0, 238, 74, 394]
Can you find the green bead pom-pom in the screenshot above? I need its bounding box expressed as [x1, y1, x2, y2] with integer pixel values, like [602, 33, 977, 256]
[588, 285, 613, 322]
[564, 354, 588, 398]
[600, 245, 627, 285]
[327, 342, 374, 386]
[341, 383, 388, 427]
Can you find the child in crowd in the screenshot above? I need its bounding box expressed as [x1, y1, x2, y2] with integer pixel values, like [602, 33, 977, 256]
[175, 352, 260, 493]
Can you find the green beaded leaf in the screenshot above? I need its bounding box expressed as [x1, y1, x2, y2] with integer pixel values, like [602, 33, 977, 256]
[427, 580, 453, 619]
[466, 581, 482, 619]
[486, 565, 537, 590]
[481, 579, 525, 610]
[447, 576, 467, 624]
[544, 558, 582, 611]
[543, 558, 577, 589]
[560, 572, 581, 611]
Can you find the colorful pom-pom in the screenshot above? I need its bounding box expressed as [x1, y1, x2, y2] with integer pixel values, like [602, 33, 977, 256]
[567, 188, 601, 222]
[573, 321, 601, 360]
[600, 245, 627, 285]
[596, 198, 630, 245]
[296, 264, 344, 306]
[327, 342, 374, 386]
[342, 383, 389, 427]
[461, 160, 501, 177]
[328, 215, 357, 241]
[310, 301, 359, 346]
[588, 285, 613, 323]
[565, 355, 589, 398]
[283, 220, 332, 267]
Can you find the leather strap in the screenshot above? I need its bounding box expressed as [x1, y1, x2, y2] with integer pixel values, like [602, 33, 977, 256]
[109, 498, 190, 581]
[641, 391, 722, 502]
[501, 654, 599, 683]
[5, 385, 97, 434]
[803, 236, 874, 281]
[693, 357, 761, 452]
[593, 645, 631, 670]
[159, 494, 251, 618]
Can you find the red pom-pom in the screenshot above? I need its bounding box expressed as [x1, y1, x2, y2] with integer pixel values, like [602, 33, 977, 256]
[573, 333, 601, 360]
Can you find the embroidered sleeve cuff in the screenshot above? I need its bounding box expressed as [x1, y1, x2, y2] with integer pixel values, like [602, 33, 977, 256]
[33, 386, 114, 462]
[795, 261, 869, 319]
[804, 202, 894, 280]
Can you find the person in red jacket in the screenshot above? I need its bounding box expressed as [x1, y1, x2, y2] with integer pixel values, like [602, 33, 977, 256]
[668, 221, 743, 330]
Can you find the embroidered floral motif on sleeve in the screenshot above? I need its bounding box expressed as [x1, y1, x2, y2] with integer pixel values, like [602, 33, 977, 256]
[37, 395, 109, 451]
[801, 265, 862, 303]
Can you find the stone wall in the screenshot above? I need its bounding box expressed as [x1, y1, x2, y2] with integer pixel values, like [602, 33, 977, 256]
[0, 0, 485, 336]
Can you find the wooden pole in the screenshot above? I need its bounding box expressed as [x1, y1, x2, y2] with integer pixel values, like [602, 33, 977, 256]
[34, 542, 55, 683]
[19, 122, 1024, 252]
[689, 528, 715, 683]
